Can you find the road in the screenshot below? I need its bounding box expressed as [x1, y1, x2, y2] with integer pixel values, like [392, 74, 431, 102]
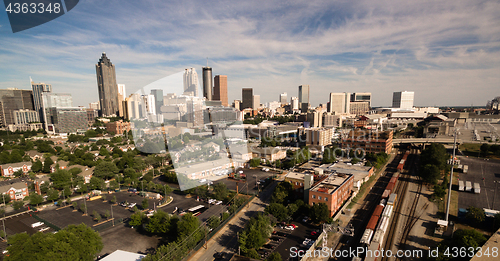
[188, 180, 278, 261]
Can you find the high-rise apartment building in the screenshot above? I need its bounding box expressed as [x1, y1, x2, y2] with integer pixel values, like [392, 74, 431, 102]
[280, 92, 288, 105]
[213, 75, 228, 107]
[183, 68, 199, 97]
[298, 85, 310, 112]
[202, 67, 213, 100]
[0, 89, 35, 127]
[392, 91, 414, 109]
[242, 88, 253, 110]
[253, 95, 260, 110]
[351, 92, 372, 107]
[96, 52, 119, 117]
[329, 92, 350, 114]
[13, 109, 39, 125]
[123, 94, 142, 120]
[31, 80, 52, 121]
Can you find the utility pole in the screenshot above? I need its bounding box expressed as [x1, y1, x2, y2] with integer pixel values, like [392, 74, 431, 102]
[84, 196, 88, 216]
[2, 194, 6, 241]
[445, 128, 458, 223]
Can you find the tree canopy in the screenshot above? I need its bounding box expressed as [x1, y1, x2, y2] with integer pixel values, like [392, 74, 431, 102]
[5, 223, 103, 261]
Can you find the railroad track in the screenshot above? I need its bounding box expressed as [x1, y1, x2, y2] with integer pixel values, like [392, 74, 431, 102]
[381, 151, 418, 261]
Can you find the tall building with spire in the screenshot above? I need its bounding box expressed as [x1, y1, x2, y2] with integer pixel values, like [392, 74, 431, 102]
[96, 52, 119, 117]
[183, 68, 199, 97]
[202, 66, 213, 100]
[213, 75, 228, 107]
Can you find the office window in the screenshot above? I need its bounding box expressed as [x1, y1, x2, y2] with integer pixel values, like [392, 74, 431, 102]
[312, 195, 315, 199]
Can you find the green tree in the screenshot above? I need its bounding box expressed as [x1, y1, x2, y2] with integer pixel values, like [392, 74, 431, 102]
[271, 181, 293, 204]
[50, 169, 72, 189]
[267, 252, 282, 261]
[466, 206, 485, 224]
[12, 200, 24, 210]
[29, 194, 43, 207]
[129, 211, 146, 227]
[5, 223, 103, 261]
[47, 188, 59, 202]
[310, 202, 329, 223]
[104, 210, 110, 219]
[89, 177, 105, 191]
[142, 198, 149, 210]
[177, 213, 201, 239]
[42, 157, 54, 173]
[453, 229, 487, 249]
[32, 159, 43, 172]
[111, 195, 117, 204]
[265, 203, 289, 222]
[146, 210, 173, 234]
[93, 161, 119, 180]
[420, 164, 440, 185]
[249, 157, 261, 168]
[207, 216, 221, 229]
[212, 182, 228, 200]
[13, 169, 24, 178]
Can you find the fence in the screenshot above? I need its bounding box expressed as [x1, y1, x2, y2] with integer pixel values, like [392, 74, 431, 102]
[93, 218, 127, 232]
[32, 214, 61, 231]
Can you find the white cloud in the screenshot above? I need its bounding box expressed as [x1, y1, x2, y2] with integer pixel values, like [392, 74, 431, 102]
[1, 0, 500, 107]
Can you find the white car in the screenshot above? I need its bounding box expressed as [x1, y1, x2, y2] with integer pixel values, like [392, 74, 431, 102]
[284, 225, 295, 230]
[128, 203, 137, 208]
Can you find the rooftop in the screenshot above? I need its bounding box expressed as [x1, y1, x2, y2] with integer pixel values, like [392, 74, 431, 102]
[310, 173, 352, 194]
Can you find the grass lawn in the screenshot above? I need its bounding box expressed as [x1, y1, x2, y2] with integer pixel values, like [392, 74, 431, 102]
[437, 173, 459, 219]
[459, 143, 500, 159]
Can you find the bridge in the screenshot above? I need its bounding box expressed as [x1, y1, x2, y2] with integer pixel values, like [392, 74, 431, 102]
[392, 137, 462, 145]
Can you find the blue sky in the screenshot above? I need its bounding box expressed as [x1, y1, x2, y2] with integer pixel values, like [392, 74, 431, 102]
[1, 0, 499, 107]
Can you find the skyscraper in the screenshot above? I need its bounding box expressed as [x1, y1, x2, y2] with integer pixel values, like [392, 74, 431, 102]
[253, 95, 260, 110]
[392, 91, 414, 109]
[329, 93, 350, 114]
[96, 52, 119, 117]
[117, 84, 126, 117]
[280, 92, 288, 105]
[213, 75, 228, 107]
[151, 89, 164, 115]
[42, 93, 73, 130]
[183, 68, 199, 96]
[351, 92, 372, 107]
[241, 88, 253, 110]
[202, 66, 213, 100]
[31, 80, 52, 121]
[0, 89, 35, 127]
[298, 85, 310, 112]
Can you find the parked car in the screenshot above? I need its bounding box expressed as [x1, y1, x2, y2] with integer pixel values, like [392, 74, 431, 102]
[214, 252, 227, 259]
[128, 203, 137, 208]
[302, 216, 309, 223]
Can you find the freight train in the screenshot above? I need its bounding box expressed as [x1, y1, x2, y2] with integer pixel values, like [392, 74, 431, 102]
[358, 151, 408, 261]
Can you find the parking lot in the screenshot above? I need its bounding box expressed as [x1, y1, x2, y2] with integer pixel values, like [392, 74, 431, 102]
[456, 122, 500, 143]
[456, 156, 500, 211]
[37, 191, 163, 229]
[268, 219, 320, 261]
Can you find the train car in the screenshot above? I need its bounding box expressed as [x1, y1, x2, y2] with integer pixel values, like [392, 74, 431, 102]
[397, 159, 405, 172]
[373, 205, 384, 216]
[376, 216, 390, 234]
[371, 229, 385, 245]
[385, 182, 395, 193]
[382, 205, 393, 218]
[382, 189, 391, 199]
[364, 242, 381, 261]
[389, 176, 398, 185]
[366, 215, 380, 230]
[387, 193, 397, 206]
[360, 228, 374, 245]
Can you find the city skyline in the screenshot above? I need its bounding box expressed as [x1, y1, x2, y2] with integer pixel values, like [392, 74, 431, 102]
[1, 1, 500, 107]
